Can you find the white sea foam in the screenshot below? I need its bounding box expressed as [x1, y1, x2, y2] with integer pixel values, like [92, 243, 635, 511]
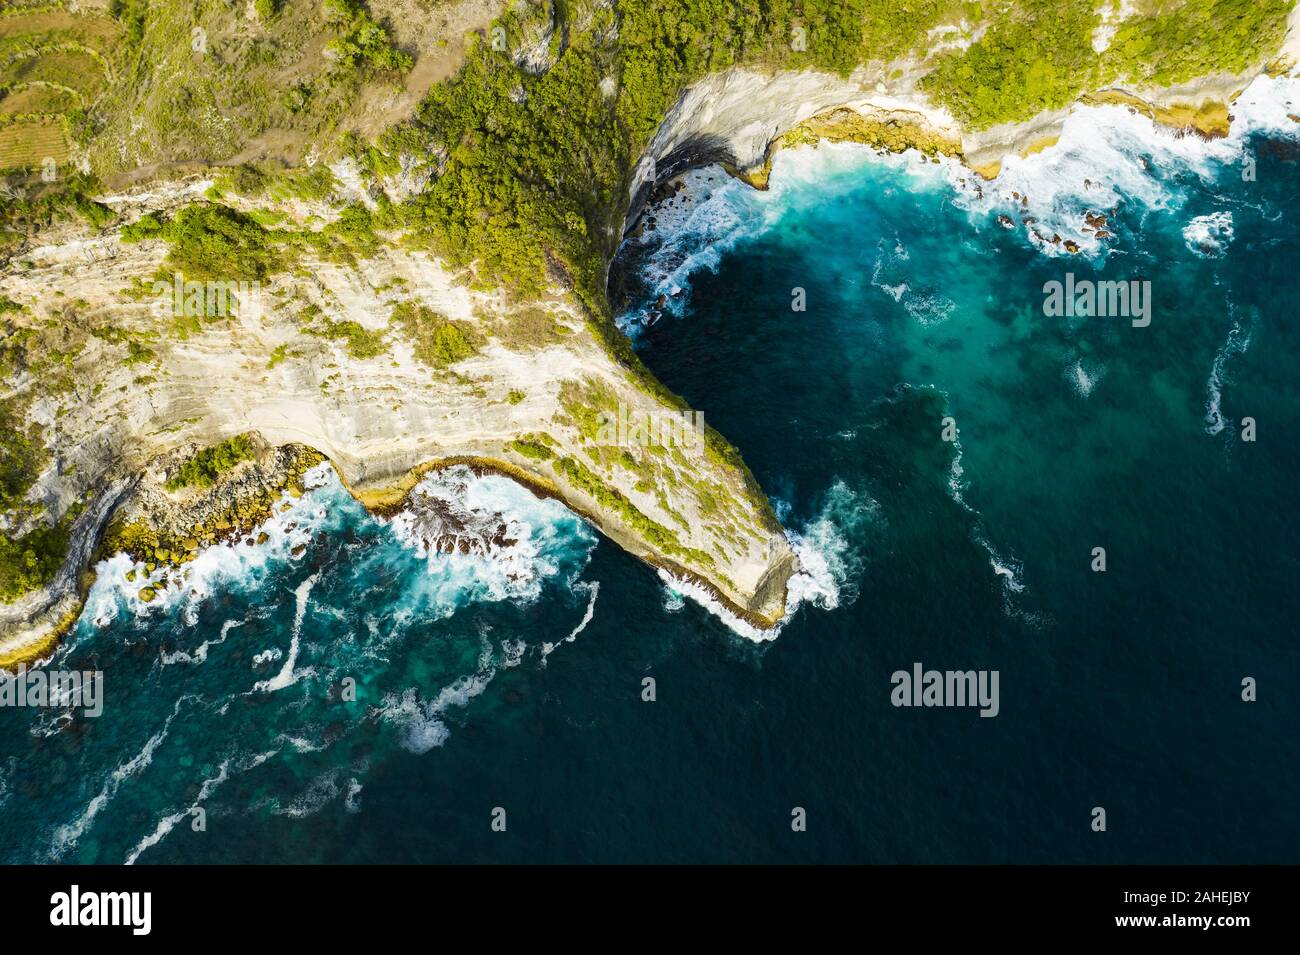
[160, 616, 247, 666]
[344, 777, 363, 814]
[500, 638, 527, 668]
[124, 748, 276, 863]
[1183, 211, 1235, 258]
[952, 75, 1300, 257]
[541, 580, 600, 663]
[661, 480, 877, 642]
[623, 75, 1300, 333]
[1205, 305, 1255, 435]
[50, 697, 189, 860]
[1066, 358, 1105, 398]
[252, 648, 282, 667]
[250, 572, 318, 694]
[125, 756, 231, 865]
[382, 465, 597, 615]
[279, 770, 342, 818]
[379, 640, 498, 754]
[85, 462, 339, 629]
[936, 401, 1029, 606]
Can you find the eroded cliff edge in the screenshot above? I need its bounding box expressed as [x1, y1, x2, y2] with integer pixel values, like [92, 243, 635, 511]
[2, 1, 1298, 666]
[0, 173, 796, 666]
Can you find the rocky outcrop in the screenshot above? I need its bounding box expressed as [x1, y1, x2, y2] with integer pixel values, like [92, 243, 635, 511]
[0, 177, 794, 667]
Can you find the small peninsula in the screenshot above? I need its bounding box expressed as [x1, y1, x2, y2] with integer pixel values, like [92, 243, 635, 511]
[1, 0, 1296, 666]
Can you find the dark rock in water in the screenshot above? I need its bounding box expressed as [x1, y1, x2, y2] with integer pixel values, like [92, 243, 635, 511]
[1063, 239, 1080, 254]
[997, 214, 1015, 229]
[1263, 138, 1300, 163]
[405, 484, 517, 557]
[290, 543, 306, 558]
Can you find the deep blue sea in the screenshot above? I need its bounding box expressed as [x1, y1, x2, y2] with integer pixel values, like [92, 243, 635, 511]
[3, 78, 1298, 864]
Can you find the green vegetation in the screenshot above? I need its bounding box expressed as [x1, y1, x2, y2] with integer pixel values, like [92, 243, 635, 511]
[389, 301, 481, 368]
[0, 398, 47, 517]
[553, 454, 711, 566]
[920, 0, 1098, 129]
[0, 510, 75, 602]
[165, 434, 255, 491]
[210, 164, 338, 204]
[509, 437, 553, 460]
[922, 0, 1293, 130]
[308, 317, 387, 359]
[82, 0, 415, 179]
[0, 175, 115, 255]
[122, 203, 286, 282]
[507, 388, 525, 405]
[384, 1, 971, 307]
[323, 0, 411, 74]
[1104, 0, 1293, 88]
[0, 7, 122, 172]
[0, 378, 83, 600]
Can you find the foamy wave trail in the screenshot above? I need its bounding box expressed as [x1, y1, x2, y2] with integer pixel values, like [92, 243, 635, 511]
[160, 616, 247, 667]
[125, 751, 278, 865]
[344, 778, 363, 814]
[661, 480, 878, 643]
[1066, 358, 1105, 398]
[541, 580, 599, 664]
[49, 696, 190, 861]
[618, 143, 951, 333]
[871, 235, 957, 325]
[250, 573, 318, 694]
[935, 396, 1029, 606]
[1205, 304, 1256, 435]
[620, 76, 1300, 338]
[617, 168, 761, 331]
[378, 639, 500, 753]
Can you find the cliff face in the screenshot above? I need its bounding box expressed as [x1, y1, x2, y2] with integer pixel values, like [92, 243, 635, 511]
[4, 3, 1298, 665]
[0, 176, 793, 664]
[628, 2, 1300, 210]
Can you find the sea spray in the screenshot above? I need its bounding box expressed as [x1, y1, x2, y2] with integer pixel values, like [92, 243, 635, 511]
[541, 580, 600, 664]
[660, 481, 878, 642]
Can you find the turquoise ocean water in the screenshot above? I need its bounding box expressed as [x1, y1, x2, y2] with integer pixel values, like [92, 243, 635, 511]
[2, 77, 1298, 864]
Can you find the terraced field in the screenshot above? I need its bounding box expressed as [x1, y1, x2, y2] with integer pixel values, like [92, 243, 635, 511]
[0, 3, 121, 172]
[0, 113, 65, 165]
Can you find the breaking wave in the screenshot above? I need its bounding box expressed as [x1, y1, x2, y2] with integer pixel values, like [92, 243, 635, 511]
[661, 480, 879, 642]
